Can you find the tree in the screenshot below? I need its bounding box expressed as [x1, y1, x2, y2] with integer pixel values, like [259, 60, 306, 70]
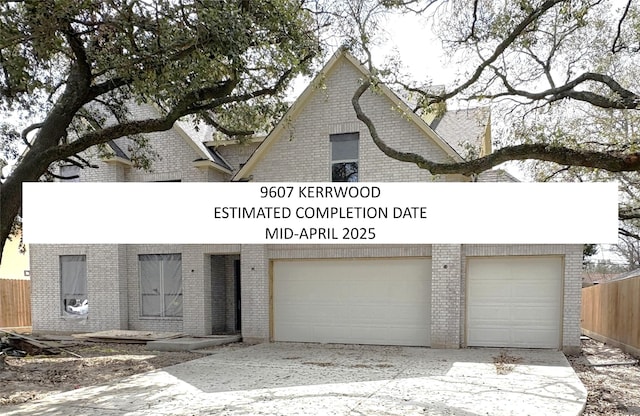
[612, 223, 640, 269]
[344, 0, 640, 248]
[583, 243, 598, 266]
[0, 0, 322, 261]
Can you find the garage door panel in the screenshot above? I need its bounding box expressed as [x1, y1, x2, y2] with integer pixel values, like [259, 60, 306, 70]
[469, 329, 555, 348]
[517, 306, 560, 323]
[468, 283, 512, 298]
[511, 329, 560, 348]
[467, 327, 511, 346]
[274, 258, 431, 346]
[467, 256, 562, 348]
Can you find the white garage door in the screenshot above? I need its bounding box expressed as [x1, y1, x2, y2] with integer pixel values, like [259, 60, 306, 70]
[273, 258, 431, 346]
[467, 256, 562, 348]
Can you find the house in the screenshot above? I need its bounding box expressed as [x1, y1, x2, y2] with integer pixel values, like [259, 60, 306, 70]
[0, 232, 31, 328]
[0, 232, 29, 281]
[29, 49, 582, 353]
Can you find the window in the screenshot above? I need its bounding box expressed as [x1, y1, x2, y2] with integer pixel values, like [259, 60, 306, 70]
[59, 165, 80, 182]
[139, 254, 182, 317]
[60, 255, 88, 316]
[331, 133, 359, 182]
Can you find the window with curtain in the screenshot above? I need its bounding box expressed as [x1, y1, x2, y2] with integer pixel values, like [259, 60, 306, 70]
[60, 255, 88, 316]
[139, 254, 183, 318]
[330, 132, 359, 182]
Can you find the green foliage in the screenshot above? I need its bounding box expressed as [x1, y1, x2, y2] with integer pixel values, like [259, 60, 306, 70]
[583, 243, 598, 265]
[0, 0, 320, 145]
[0, 0, 323, 256]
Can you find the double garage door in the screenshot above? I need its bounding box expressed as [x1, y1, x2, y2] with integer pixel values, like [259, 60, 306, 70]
[272, 256, 562, 348]
[273, 258, 432, 347]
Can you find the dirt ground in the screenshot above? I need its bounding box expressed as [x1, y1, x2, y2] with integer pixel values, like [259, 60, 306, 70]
[0, 340, 243, 406]
[1, 336, 639, 414]
[567, 337, 640, 415]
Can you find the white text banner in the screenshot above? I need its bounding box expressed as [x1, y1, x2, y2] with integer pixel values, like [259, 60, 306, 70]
[22, 182, 619, 244]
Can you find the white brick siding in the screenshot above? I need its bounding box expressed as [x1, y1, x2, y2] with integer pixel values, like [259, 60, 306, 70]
[217, 143, 260, 174]
[240, 245, 269, 343]
[30, 244, 128, 333]
[248, 60, 457, 183]
[431, 245, 462, 348]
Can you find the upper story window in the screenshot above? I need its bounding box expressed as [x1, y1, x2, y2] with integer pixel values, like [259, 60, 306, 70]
[59, 165, 80, 182]
[331, 132, 359, 182]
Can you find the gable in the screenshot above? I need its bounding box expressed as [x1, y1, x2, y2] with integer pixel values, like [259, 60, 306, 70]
[97, 104, 232, 181]
[234, 50, 464, 182]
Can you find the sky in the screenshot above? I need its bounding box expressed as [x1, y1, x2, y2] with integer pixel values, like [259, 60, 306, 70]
[287, 11, 456, 97]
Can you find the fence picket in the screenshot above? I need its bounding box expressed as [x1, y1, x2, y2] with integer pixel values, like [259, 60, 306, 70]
[0, 279, 32, 327]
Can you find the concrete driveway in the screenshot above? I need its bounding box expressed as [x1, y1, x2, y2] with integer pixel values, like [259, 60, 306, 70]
[4, 343, 586, 416]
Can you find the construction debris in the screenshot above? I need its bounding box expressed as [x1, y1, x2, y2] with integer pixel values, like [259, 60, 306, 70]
[73, 330, 184, 344]
[588, 361, 639, 367]
[0, 330, 82, 358]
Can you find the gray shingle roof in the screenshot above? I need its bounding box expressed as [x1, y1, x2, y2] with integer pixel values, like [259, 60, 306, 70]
[107, 140, 129, 160]
[430, 108, 489, 158]
[610, 268, 640, 282]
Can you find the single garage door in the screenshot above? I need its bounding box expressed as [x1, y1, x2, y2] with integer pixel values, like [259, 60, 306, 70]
[467, 256, 562, 348]
[273, 258, 431, 346]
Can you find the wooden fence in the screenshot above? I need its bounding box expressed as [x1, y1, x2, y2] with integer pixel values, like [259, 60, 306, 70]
[582, 276, 640, 357]
[0, 279, 31, 328]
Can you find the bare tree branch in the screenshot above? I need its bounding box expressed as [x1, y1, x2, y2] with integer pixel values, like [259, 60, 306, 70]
[45, 169, 79, 181]
[619, 227, 640, 240]
[352, 79, 640, 175]
[38, 55, 310, 165]
[202, 114, 255, 138]
[612, 0, 633, 53]
[542, 166, 571, 181]
[21, 122, 43, 148]
[426, 0, 566, 104]
[475, 69, 640, 109]
[620, 208, 640, 220]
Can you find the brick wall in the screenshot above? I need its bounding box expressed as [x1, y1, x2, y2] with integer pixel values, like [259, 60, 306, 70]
[217, 142, 260, 174]
[240, 245, 269, 342]
[249, 60, 458, 183]
[125, 244, 240, 335]
[30, 244, 128, 333]
[32, 110, 240, 334]
[431, 245, 462, 348]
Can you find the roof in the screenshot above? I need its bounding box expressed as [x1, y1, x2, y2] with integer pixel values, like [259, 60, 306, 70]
[582, 271, 620, 286]
[610, 268, 640, 282]
[232, 48, 464, 181]
[107, 140, 130, 160]
[430, 108, 490, 158]
[102, 106, 232, 173]
[476, 169, 519, 183]
[172, 118, 232, 172]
